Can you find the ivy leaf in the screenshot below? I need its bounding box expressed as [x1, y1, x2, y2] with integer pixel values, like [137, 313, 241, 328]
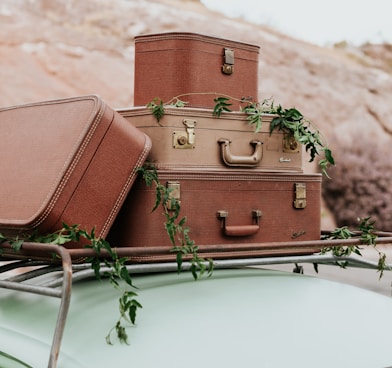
[90, 257, 102, 281]
[10, 238, 23, 252]
[378, 253, 386, 279]
[324, 148, 335, 165]
[115, 321, 129, 345]
[147, 98, 165, 122]
[270, 116, 284, 133]
[213, 97, 232, 117]
[207, 258, 214, 277]
[120, 266, 137, 288]
[190, 263, 198, 280]
[176, 252, 183, 273]
[173, 99, 186, 108]
[128, 299, 143, 325]
[243, 103, 263, 132]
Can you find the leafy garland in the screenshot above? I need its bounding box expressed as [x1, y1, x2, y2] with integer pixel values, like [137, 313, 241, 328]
[147, 93, 335, 177]
[320, 217, 387, 279]
[146, 94, 389, 276]
[0, 224, 140, 345]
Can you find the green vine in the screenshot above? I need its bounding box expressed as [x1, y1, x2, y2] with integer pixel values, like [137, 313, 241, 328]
[320, 217, 387, 279]
[0, 163, 214, 345]
[137, 164, 214, 280]
[146, 96, 185, 123]
[147, 93, 335, 177]
[0, 224, 141, 345]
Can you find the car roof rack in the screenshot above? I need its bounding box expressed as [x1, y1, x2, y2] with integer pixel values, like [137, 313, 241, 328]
[0, 242, 72, 368]
[1, 234, 392, 367]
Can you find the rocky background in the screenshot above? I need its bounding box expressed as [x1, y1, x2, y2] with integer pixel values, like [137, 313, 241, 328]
[2, 0, 392, 230]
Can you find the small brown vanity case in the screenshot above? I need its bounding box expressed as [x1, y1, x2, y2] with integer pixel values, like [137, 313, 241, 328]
[107, 170, 322, 260]
[0, 95, 151, 245]
[117, 106, 303, 172]
[133, 32, 260, 108]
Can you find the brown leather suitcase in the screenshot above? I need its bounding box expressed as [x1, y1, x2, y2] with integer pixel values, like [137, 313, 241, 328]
[0, 95, 151, 245]
[133, 32, 260, 109]
[117, 106, 303, 172]
[108, 170, 321, 260]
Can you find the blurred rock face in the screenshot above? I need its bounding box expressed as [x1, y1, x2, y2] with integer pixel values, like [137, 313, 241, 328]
[1, 0, 392, 229]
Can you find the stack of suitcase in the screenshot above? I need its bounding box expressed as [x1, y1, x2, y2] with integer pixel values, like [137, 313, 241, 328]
[107, 32, 322, 261]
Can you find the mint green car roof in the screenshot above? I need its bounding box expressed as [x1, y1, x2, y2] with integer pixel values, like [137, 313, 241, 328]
[1, 268, 392, 368]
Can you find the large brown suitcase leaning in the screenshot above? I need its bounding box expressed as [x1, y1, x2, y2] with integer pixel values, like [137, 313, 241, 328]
[133, 32, 260, 109]
[0, 95, 151, 245]
[107, 170, 322, 261]
[117, 106, 303, 172]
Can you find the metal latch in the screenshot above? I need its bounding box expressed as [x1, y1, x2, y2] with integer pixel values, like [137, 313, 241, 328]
[166, 181, 181, 210]
[293, 183, 307, 209]
[222, 48, 234, 75]
[283, 133, 300, 153]
[173, 119, 196, 149]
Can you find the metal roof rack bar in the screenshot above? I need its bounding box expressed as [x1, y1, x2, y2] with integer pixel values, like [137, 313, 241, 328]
[0, 242, 72, 368]
[39, 253, 392, 290]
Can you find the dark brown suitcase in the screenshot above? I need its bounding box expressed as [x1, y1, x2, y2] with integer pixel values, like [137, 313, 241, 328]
[133, 32, 260, 109]
[0, 95, 151, 245]
[108, 170, 322, 261]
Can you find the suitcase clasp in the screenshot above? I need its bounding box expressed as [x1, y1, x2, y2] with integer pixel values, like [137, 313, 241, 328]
[222, 48, 234, 75]
[173, 119, 196, 149]
[283, 133, 300, 153]
[166, 181, 181, 210]
[293, 183, 307, 209]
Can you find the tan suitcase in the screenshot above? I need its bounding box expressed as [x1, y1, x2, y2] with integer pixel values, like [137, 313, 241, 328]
[117, 106, 303, 172]
[107, 170, 321, 260]
[133, 32, 260, 109]
[0, 95, 151, 245]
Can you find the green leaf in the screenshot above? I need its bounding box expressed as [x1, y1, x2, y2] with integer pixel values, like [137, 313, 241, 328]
[176, 252, 183, 273]
[377, 252, 386, 279]
[324, 148, 335, 165]
[270, 116, 283, 133]
[213, 97, 232, 117]
[90, 257, 102, 281]
[173, 99, 186, 108]
[190, 263, 198, 280]
[128, 305, 137, 325]
[115, 321, 129, 345]
[147, 98, 165, 122]
[120, 266, 136, 288]
[10, 238, 23, 252]
[207, 258, 214, 276]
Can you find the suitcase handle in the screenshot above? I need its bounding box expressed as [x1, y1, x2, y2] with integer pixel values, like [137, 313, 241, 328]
[217, 138, 263, 167]
[217, 210, 262, 237]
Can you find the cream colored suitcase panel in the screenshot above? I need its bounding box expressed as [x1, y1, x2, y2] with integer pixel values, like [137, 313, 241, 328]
[117, 106, 302, 172]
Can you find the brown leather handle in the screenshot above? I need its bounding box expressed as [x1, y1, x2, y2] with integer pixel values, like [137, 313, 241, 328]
[217, 138, 263, 167]
[217, 210, 262, 237]
[223, 224, 260, 237]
